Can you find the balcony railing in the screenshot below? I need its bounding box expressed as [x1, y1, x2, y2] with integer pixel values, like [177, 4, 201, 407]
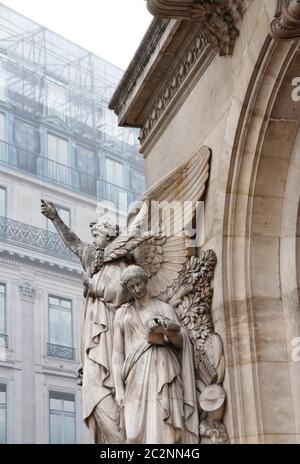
[0, 139, 140, 208]
[47, 343, 75, 361]
[0, 334, 8, 348]
[0, 216, 78, 263]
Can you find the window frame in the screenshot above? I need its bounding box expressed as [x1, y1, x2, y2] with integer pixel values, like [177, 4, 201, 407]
[48, 390, 76, 444]
[0, 384, 7, 444]
[48, 295, 73, 351]
[0, 283, 6, 343]
[105, 156, 124, 187]
[0, 186, 6, 218]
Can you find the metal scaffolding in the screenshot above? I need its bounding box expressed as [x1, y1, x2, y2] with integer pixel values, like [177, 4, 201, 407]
[0, 3, 140, 157]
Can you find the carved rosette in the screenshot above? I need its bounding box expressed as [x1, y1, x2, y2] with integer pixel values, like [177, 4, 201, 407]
[147, 0, 248, 56]
[270, 0, 300, 40]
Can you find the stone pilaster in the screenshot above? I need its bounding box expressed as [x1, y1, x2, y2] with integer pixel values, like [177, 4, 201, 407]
[18, 281, 36, 444]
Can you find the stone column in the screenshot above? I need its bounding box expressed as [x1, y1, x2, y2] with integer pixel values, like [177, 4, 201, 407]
[18, 281, 36, 444]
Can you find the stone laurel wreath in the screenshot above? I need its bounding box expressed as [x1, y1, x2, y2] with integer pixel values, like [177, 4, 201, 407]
[164, 250, 221, 385]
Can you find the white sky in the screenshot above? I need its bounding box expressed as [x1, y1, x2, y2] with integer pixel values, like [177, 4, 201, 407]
[0, 0, 153, 70]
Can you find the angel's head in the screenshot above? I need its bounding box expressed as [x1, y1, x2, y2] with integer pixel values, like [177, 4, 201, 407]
[121, 265, 149, 300]
[89, 216, 119, 249]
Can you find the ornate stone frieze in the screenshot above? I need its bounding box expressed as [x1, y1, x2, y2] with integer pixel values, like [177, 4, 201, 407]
[147, 0, 248, 56]
[18, 281, 36, 300]
[270, 0, 300, 40]
[139, 34, 213, 146]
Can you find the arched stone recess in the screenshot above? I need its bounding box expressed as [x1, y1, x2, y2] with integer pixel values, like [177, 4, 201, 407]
[223, 37, 300, 443]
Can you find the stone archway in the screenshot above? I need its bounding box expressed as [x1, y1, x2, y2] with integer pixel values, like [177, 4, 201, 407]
[223, 37, 300, 443]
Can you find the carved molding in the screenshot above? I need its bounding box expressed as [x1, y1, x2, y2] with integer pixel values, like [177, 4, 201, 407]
[147, 0, 248, 56]
[0, 256, 82, 283]
[270, 0, 300, 40]
[139, 34, 213, 147]
[109, 18, 169, 118]
[18, 281, 36, 300]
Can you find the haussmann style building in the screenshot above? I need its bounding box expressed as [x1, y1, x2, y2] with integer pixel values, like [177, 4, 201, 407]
[0, 3, 145, 444]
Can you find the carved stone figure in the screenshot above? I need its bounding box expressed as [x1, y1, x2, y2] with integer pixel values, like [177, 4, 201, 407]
[112, 265, 199, 444]
[40, 145, 226, 444]
[40, 202, 141, 444]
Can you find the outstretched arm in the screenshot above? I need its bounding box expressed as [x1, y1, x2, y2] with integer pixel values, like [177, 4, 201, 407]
[41, 199, 84, 258]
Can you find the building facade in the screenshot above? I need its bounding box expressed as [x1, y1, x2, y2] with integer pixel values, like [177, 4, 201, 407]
[0, 4, 145, 444]
[110, 0, 300, 444]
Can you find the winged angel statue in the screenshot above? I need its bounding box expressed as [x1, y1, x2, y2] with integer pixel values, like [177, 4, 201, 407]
[41, 145, 228, 444]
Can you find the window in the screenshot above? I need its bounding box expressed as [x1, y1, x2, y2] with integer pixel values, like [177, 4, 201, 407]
[47, 82, 67, 122]
[105, 158, 124, 187]
[103, 158, 125, 206]
[0, 113, 5, 161]
[75, 146, 96, 195]
[14, 120, 40, 173]
[0, 284, 6, 348]
[0, 187, 6, 217]
[131, 169, 145, 194]
[49, 391, 75, 444]
[47, 133, 69, 185]
[48, 296, 74, 360]
[0, 385, 6, 444]
[47, 205, 70, 234]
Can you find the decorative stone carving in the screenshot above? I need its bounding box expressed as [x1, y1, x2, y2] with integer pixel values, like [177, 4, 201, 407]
[113, 265, 199, 444]
[270, 0, 300, 40]
[139, 34, 211, 146]
[147, 0, 248, 56]
[41, 146, 227, 444]
[18, 281, 36, 300]
[160, 251, 229, 443]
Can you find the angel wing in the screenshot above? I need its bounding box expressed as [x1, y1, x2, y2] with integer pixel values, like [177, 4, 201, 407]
[103, 200, 150, 261]
[135, 145, 211, 297]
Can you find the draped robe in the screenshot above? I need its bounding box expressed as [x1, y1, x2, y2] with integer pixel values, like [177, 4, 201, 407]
[114, 299, 199, 444]
[80, 254, 129, 444]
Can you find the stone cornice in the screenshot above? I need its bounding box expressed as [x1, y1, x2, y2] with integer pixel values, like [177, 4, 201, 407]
[110, 1, 249, 152]
[139, 35, 216, 150]
[147, 0, 248, 56]
[270, 0, 300, 40]
[109, 18, 169, 118]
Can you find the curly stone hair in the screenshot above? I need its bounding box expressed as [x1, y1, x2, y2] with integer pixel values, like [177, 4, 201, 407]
[89, 216, 120, 239]
[120, 265, 149, 288]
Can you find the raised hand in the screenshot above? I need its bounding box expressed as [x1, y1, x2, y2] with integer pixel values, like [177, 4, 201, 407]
[41, 199, 58, 220]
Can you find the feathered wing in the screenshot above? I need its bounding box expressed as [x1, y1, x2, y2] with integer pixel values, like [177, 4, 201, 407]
[135, 146, 211, 297]
[103, 200, 150, 261]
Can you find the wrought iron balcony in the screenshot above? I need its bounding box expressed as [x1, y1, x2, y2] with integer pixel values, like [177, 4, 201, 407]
[47, 343, 75, 361]
[0, 333, 8, 348]
[0, 139, 139, 208]
[0, 216, 78, 263]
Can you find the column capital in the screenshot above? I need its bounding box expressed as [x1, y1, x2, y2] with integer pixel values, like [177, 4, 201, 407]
[18, 281, 36, 301]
